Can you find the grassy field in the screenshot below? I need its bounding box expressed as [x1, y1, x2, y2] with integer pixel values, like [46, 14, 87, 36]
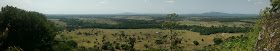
[178, 19, 249, 27]
[48, 19, 67, 27]
[55, 28, 243, 50]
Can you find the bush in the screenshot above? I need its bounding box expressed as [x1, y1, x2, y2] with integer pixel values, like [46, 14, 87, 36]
[121, 44, 129, 50]
[67, 40, 78, 48]
[78, 32, 82, 35]
[193, 41, 199, 45]
[144, 44, 149, 48]
[77, 46, 87, 51]
[52, 42, 73, 51]
[5, 46, 23, 51]
[155, 40, 163, 44]
[213, 38, 223, 45]
[202, 39, 204, 41]
[115, 45, 120, 49]
[88, 47, 100, 51]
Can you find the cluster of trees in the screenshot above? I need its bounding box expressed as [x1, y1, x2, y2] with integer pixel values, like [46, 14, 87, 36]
[0, 6, 82, 51]
[176, 25, 250, 35]
[0, 6, 60, 51]
[59, 18, 162, 30]
[59, 18, 250, 35]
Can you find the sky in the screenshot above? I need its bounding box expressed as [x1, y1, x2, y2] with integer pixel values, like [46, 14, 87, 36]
[0, 0, 270, 14]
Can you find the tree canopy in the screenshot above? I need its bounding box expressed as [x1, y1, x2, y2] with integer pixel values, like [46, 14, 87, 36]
[0, 6, 57, 51]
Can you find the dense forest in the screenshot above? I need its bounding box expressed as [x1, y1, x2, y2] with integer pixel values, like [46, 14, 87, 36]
[59, 18, 250, 35]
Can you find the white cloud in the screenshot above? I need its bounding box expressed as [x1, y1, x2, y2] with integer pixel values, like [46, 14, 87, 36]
[165, 0, 174, 3]
[248, 0, 251, 2]
[99, 2, 106, 3]
[254, 2, 262, 5]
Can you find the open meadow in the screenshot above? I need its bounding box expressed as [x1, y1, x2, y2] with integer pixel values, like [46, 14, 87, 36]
[55, 29, 243, 50]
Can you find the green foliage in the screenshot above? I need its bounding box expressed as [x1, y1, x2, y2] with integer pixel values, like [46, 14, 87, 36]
[155, 40, 163, 44]
[77, 46, 87, 51]
[59, 18, 162, 29]
[129, 37, 136, 50]
[121, 44, 129, 50]
[144, 44, 149, 48]
[0, 6, 57, 50]
[5, 46, 23, 51]
[52, 42, 73, 51]
[193, 41, 199, 45]
[201, 39, 204, 41]
[176, 25, 250, 35]
[162, 13, 179, 29]
[67, 40, 78, 48]
[88, 47, 100, 51]
[200, 20, 262, 51]
[256, 0, 280, 50]
[115, 45, 120, 49]
[172, 39, 182, 46]
[102, 41, 114, 50]
[213, 38, 223, 45]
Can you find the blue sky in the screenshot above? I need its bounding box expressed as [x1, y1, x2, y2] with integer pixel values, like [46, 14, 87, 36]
[0, 0, 270, 14]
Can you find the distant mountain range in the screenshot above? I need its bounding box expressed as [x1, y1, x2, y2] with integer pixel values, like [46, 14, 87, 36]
[116, 12, 259, 17]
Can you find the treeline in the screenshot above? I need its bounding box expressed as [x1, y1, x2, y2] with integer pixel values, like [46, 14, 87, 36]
[59, 18, 163, 30]
[59, 18, 250, 35]
[188, 18, 258, 23]
[176, 25, 250, 35]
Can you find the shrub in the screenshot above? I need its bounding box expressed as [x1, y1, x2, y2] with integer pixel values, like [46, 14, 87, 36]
[213, 38, 223, 45]
[193, 41, 199, 45]
[67, 40, 78, 48]
[155, 40, 163, 44]
[121, 44, 129, 50]
[144, 44, 149, 48]
[115, 45, 120, 49]
[202, 39, 204, 41]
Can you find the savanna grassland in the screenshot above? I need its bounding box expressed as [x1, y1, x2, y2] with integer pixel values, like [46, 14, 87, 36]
[48, 15, 256, 50]
[55, 28, 243, 50]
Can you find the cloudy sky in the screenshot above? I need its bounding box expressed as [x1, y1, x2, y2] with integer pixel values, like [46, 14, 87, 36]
[0, 0, 270, 14]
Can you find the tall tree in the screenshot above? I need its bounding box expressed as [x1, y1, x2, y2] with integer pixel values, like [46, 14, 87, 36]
[162, 13, 179, 50]
[255, 0, 280, 51]
[0, 6, 57, 51]
[128, 37, 136, 51]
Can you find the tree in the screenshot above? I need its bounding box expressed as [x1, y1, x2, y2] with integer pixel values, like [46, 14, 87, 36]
[77, 46, 87, 51]
[67, 40, 78, 48]
[115, 45, 120, 49]
[0, 6, 57, 50]
[155, 40, 163, 45]
[144, 44, 149, 48]
[121, 44, 129, 50]
[52, 42, 73, 51]
[193, 41, 199, 45]
[213, 38, 223, 45]
[102, 41, 114, 50]
[162, 13, 179, 50]
[255, 0, 280, 51]
[128, 37, 136, 51]
[155, 40, 163, 50]
[5, 46, 23, 51]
